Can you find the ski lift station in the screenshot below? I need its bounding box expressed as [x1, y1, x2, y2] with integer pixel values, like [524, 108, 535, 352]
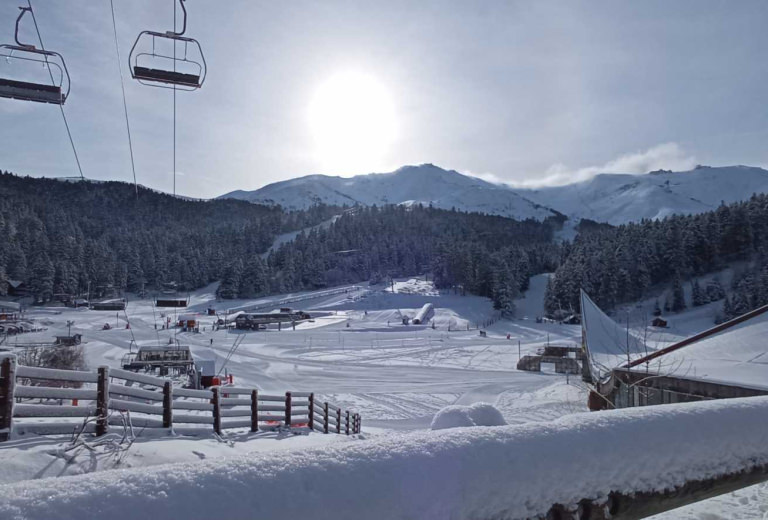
[122, 345, 194, 377]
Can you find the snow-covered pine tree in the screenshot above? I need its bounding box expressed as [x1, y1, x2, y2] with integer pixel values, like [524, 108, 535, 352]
[671, 272, 687, 312]
[691, 279, 708, 306]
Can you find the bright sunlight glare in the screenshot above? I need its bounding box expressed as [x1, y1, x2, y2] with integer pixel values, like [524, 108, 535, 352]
[308, 72, 396, 175]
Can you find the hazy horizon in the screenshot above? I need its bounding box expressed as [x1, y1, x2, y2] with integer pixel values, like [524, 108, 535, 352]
[2, 1, 767, 198]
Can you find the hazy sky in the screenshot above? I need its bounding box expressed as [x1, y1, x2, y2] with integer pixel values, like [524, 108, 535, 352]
[1, 0, 767, 198]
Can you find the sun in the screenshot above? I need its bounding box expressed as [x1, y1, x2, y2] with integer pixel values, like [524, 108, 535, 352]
[308, 72, 396, 175]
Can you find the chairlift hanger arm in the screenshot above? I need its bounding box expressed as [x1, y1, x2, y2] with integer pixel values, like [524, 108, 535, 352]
[14, 6, 35, 50]
[167, 0, 187, 37]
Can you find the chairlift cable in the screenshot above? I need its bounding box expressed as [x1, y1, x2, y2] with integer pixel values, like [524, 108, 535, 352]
[173, 0, 177, 198]
[26, 0, 84, 180]
[109, 0, 139, 199]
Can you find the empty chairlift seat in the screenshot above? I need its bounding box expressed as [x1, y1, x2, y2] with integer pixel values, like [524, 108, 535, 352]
[0, 9, 71, 105]
[0, 76, 65, 104]
[132, 65, 200, 88]
[128, 1, 206, 91]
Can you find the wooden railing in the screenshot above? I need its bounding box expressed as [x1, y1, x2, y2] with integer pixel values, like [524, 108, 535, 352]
[0, 355, 360, 440]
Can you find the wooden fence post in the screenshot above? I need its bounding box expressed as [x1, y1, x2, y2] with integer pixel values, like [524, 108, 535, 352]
[96, 366, 109, 437]
[0, 356, 16, 442]
[323, 402, 329, 434]
[345, 410, 350, 435]
[336, 408, 341, 434]
[285, 391, 292, 429]
[211, 386, 221, 435]
[308, 393, 314, 430]
[250, 389, 259, 433]
[162, 381, 173, 429]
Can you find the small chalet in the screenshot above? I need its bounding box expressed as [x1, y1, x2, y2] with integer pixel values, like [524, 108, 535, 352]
[651, 317, 668, 328]
[6, 280, 28, 297]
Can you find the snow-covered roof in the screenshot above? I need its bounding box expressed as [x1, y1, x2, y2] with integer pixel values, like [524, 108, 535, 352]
[629, 306, 768, 391]
[137, 345, 191, 352]
[580, 289, 648, 380]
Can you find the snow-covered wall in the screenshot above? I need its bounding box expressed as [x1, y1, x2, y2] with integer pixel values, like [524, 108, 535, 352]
[1, 397, 767, 520]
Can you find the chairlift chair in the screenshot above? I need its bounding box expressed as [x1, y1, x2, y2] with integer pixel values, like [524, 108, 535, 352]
[128, 0, 206, 91]
[0, 7, 70, 105]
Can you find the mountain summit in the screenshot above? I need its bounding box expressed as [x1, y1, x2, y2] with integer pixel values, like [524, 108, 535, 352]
[220, 164, 768, 225]
[221, 164, 559, 220]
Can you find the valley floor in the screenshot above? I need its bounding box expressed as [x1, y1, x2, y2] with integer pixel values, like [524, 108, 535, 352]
[0, 274, 764, 518]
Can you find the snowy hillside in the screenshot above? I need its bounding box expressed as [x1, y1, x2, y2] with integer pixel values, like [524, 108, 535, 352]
[220, 164, 559, 221]
[222, 164, 768, 225]
[520, 165, 768, 224]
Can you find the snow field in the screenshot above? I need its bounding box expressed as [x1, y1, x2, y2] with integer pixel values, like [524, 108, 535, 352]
[2, 396, 768, 520]
[2, 275, 768, 517]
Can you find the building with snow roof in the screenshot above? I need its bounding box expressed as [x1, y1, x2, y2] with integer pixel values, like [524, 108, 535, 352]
[581, 289, 768, 410]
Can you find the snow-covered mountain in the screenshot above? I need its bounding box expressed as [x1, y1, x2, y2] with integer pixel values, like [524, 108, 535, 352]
[520, 165, 768, 224]
[220, 164, 768, 225]
[222, 164, 558, 220]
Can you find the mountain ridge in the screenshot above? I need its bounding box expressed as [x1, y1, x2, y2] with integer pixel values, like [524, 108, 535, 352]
[220, 163, 768, 225]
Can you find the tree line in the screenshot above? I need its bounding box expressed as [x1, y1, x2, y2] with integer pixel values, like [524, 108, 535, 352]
[0, 172, 336, 302]
[219, 205, 563, 314]
[545, 193, 768, 320]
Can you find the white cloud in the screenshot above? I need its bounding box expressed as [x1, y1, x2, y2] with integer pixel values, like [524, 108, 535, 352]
[519, 142, 698, 187]
[464, 170, 506, 185]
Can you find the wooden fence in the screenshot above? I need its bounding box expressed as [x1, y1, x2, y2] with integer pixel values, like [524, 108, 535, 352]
[0, 356, 360, 441]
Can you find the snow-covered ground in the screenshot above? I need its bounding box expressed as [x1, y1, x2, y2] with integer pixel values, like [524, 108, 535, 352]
[2, 396, 768, 520]
[1, 274, 765, 518]
[0, 275, 583, 470]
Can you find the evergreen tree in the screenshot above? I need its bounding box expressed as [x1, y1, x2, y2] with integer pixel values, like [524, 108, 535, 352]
[671, 272, 687, 312]
[217, 261, 243, 299]
[30, 254, 55, 303]
[691, 279, 708, 307]
[705, 276, 726, 302]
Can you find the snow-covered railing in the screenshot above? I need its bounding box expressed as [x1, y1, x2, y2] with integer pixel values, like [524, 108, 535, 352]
[1, 397, 766, 520]
[0, 356, 360, 440]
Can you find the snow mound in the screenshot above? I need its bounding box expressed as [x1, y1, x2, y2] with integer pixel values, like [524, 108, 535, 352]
[431, 402, 507, 430]
[467, 403, 507, 427]
[430, 406, 476, 430]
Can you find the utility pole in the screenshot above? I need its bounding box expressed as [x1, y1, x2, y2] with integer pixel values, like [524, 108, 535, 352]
[626, 311, 631, 368]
